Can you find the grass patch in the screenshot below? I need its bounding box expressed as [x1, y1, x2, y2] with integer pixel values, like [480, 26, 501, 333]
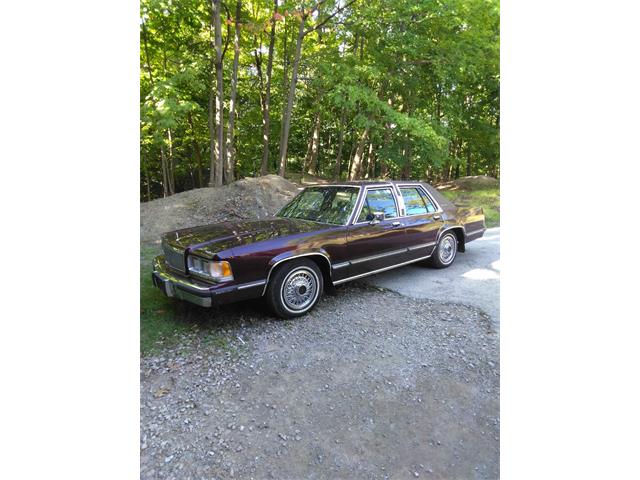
[441, 187, 500, 227]
[140, 244, 193, 354]
[140, 244, 236, 356]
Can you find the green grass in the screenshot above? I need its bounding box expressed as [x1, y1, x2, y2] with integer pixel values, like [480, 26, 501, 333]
[441, 187, 500, 228]
[140, 244, 192, 354]
[140, 244, 235, 356]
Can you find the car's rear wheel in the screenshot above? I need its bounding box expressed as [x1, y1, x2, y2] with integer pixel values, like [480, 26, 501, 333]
[428, 231, 458, 269]
[265, 259, 324, 318]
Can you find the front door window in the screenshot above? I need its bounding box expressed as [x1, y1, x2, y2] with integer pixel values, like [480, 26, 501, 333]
[357, 188, 398, 222]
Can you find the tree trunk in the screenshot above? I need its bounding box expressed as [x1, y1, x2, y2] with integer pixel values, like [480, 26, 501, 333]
[366, 142, 375, 179]
[258, 0, 278, 176]
[282, 18, 289, 94]
[401, 136, 412, 180]
[142, 20, 161, 198]
[210, 0, 224, 187]
[305, 110, 321, 176]
[278, 14, 306, 177]
[466, 146, 472, 176]
[166, 129, 176, 195]
[160, 145, 170, 197]
[187, 113, 203, 187]
[143, 164, 152, 201]
[346, 133, 357, 179]
[225, 0, 241, 184]
[207, 16, 216, 186]
[334, 110, 346, 180]
[207, 89, 216, 186]
[380, 123, 390, 178]
[349, 127, 370, 180]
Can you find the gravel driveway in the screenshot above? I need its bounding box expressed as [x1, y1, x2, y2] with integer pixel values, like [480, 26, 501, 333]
[141, 285, 499, 479]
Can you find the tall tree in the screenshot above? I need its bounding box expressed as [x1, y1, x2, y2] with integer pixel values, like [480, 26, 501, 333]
[225, 0, 242, 183]
[278, 0, 357, 177]
[210, 0, 224, 187]
[259, 0, 278, 176]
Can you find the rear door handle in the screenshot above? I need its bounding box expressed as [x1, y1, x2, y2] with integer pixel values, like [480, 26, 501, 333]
[433, 215, 442, 220]
[392, 221, 402, 227]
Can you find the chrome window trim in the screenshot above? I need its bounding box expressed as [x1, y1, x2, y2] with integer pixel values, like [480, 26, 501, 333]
[261, 252, 332, 296]
[332, 252, 434, 285]
[276, 185, 362, 226]
[351, 185, 401, 225]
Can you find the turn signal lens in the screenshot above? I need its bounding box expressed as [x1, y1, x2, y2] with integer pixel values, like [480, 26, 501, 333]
[211, 261, 234, 282]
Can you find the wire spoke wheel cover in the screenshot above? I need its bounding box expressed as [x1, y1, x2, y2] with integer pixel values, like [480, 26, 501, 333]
[438, 234, 457, 264]
[280, 267, 319, 312]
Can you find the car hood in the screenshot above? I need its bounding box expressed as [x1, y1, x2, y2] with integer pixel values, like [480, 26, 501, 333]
[162, 217, 327, 258]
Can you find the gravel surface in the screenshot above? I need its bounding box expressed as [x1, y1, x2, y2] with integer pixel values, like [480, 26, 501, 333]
[141, 285, 499, 479]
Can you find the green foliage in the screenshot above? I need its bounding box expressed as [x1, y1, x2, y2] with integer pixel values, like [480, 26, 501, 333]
[140, 0, 500, 199]
[442, 187, 501, 227]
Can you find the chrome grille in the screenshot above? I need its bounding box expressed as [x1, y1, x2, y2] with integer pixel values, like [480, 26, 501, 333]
[162, 240, 186, 273]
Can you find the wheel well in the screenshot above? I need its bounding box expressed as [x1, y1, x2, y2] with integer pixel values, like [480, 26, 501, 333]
[443, 227, 466, 252]
[268, 254, 333, 291]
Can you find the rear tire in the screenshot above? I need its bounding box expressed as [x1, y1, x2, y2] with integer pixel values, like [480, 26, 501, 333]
[428, 232, 458, 269]
[265, 259, 324, 319]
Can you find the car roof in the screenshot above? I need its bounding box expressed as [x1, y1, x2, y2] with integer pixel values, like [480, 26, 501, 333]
[305, 180, 425, 188]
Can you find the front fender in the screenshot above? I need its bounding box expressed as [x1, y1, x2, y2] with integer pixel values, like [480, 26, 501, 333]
[268, 248, 332, 269]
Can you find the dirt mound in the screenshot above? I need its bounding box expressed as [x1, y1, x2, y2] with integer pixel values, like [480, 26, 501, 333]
[437, 175, 499, 191]
[140, 175, 301, 242]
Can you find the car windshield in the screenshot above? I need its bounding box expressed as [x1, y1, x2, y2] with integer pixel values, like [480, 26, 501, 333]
[277, 186, 359, 225]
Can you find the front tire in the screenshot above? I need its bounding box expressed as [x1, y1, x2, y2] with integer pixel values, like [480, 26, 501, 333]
[265, 259, 324, 319]
[428, 232, 458, 269]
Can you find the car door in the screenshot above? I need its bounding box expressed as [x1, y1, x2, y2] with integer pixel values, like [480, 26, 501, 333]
[397, 185, 445, 261]
[345, 187, 410, 277]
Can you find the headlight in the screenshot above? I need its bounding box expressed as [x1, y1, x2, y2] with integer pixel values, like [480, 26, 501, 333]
[187, 256, 234, 282]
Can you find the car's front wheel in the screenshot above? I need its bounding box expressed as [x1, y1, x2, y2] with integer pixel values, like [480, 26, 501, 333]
[265, 259, 324, 318]
[428, 231, 458, 269]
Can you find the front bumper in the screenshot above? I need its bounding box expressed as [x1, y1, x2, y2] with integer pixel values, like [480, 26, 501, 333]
[151, 255, 266, 308]
[152, 256, 215, 307]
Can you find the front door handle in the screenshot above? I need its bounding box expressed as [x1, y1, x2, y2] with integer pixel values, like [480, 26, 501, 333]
[392, 221, 402, 227]
[433, 215, 442, 221]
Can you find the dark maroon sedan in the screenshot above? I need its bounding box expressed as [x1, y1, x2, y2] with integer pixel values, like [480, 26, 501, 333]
[152, 181, 486, 318]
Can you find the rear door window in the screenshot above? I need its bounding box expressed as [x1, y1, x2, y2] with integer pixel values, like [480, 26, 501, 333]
[400, 187, 437, 215]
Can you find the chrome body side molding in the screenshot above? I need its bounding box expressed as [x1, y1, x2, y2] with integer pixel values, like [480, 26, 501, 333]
[407, 241, 437, 251]
[332, 261, 350, 270]
[464, 227, 486, 237]
[237, 279, 267, 290]
[332, 252, 433, 285]
[349, 248, 407, 265]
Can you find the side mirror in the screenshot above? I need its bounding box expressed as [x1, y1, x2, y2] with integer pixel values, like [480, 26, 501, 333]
[368, 211, 385, 225]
